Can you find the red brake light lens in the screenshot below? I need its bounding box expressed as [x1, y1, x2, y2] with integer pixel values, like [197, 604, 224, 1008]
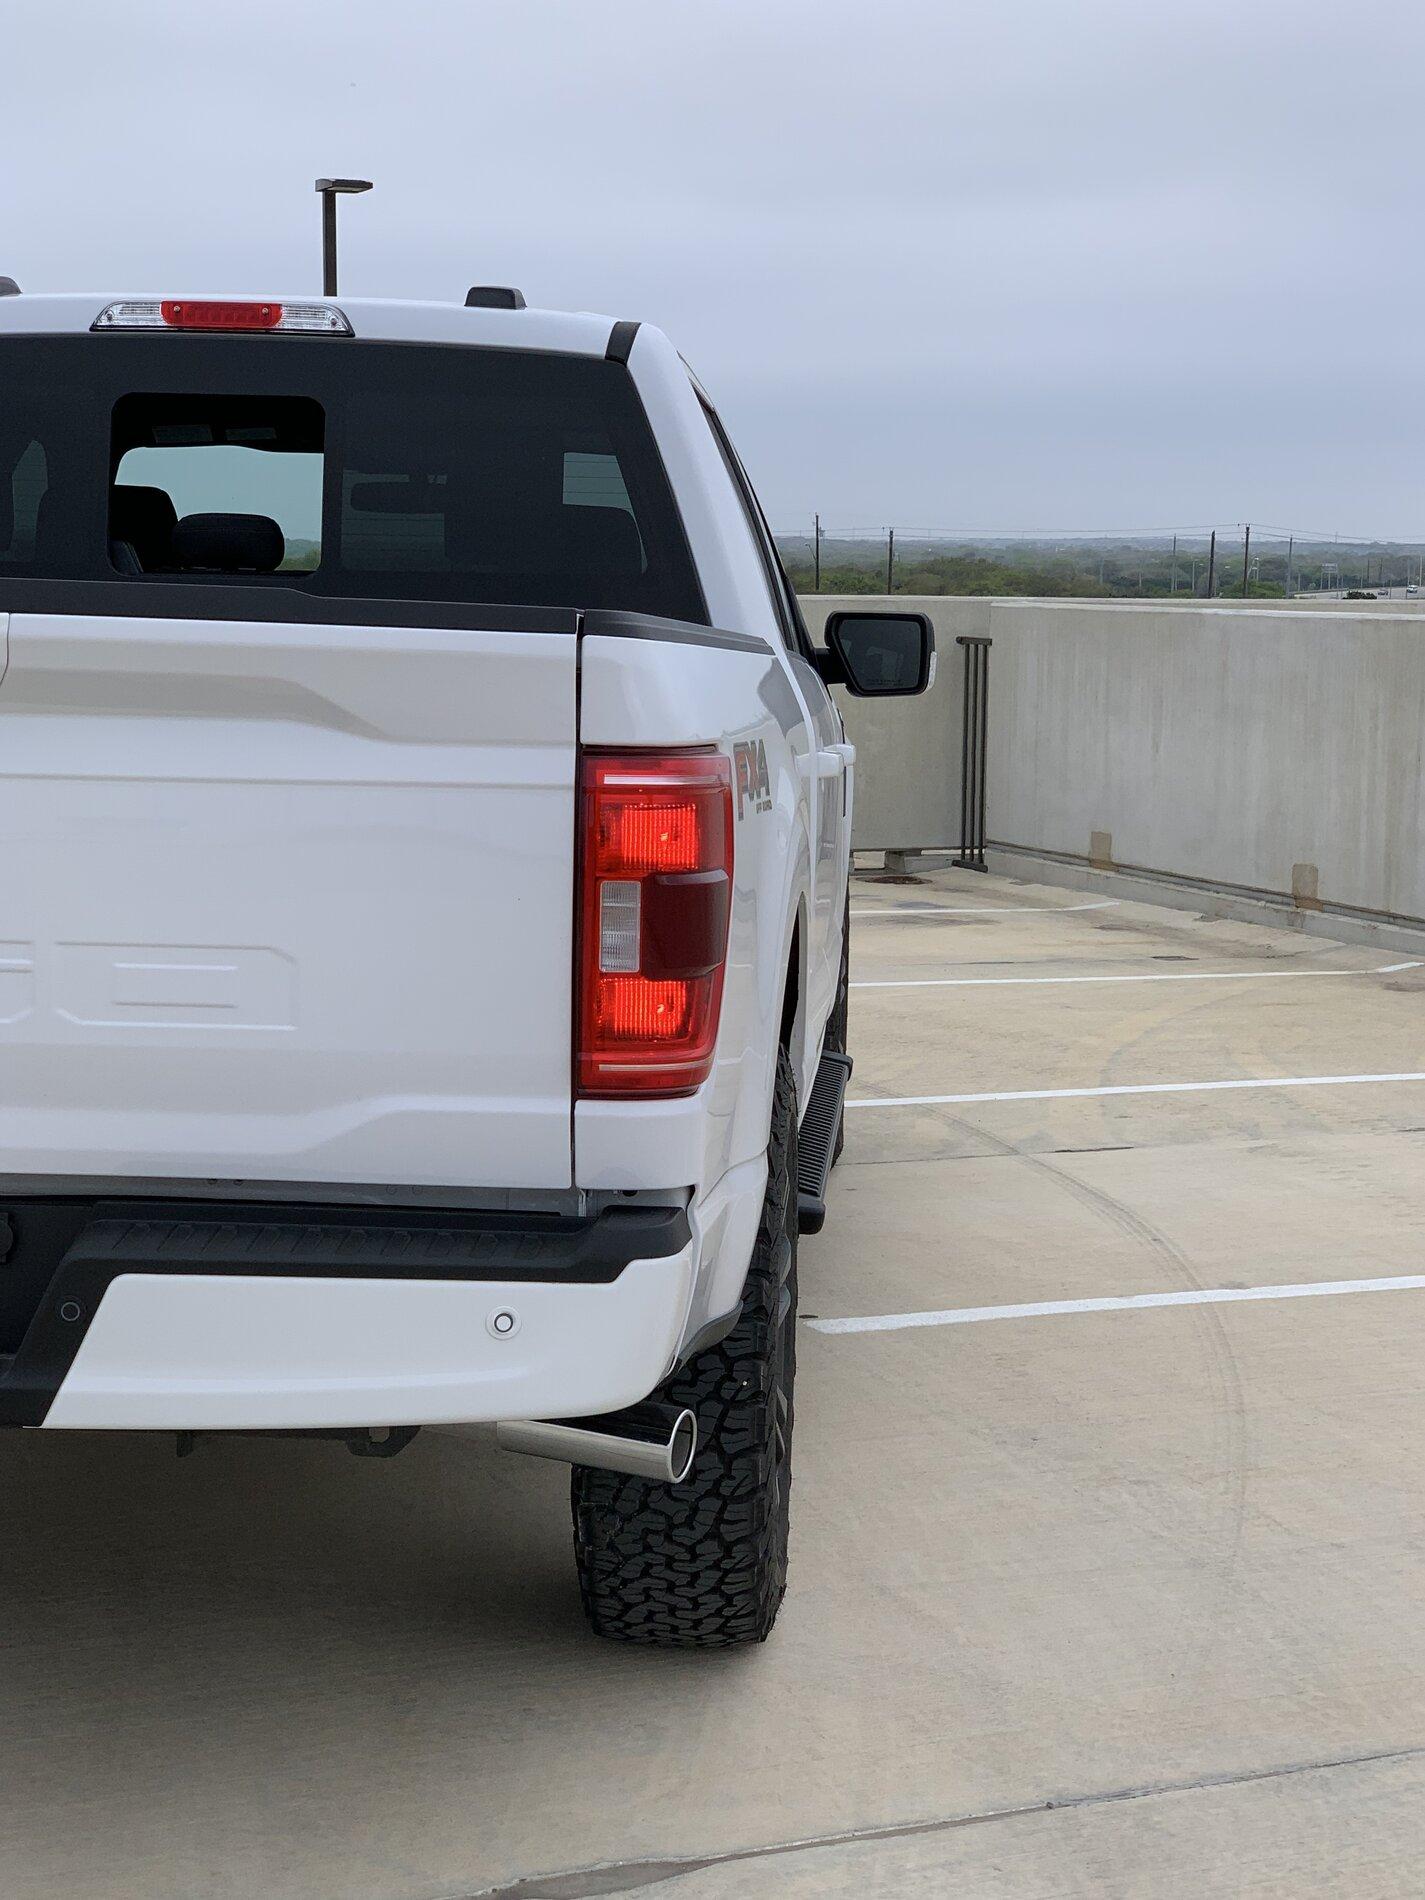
[578, 751, 734, 1097]
[596, 796, 703, 876]
[161, 300, 284, 331]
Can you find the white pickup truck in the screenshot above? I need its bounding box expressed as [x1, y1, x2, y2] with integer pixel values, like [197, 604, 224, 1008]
[0, 284, 931, 1646]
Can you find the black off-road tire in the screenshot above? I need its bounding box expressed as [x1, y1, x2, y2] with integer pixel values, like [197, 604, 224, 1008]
[570, 1047, 798, 1647]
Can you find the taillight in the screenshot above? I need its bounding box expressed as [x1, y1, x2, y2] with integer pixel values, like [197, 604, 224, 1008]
[578, 750, 734, 1097]
[91, 300, 353, 335]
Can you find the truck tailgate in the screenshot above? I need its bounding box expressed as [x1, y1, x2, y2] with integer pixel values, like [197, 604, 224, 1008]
[0, 612, 577, 1189]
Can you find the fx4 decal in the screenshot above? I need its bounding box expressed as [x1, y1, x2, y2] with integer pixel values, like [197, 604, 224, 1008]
[734, 739, 772, 819]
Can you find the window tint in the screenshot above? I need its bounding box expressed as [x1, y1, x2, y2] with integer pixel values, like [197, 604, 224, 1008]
[340, 470, 449, 573]
[563, 450, 634, 514]
[111, 394, 324, 574]
[0, 439, 46, 561]
[0, 336, 705, 621]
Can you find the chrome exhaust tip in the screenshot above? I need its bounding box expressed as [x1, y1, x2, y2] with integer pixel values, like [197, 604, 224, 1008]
[496, 1402, 697, 1484]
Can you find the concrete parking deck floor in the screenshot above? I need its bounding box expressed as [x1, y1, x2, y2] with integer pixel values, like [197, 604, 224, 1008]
[5, 868, 1425, 1899]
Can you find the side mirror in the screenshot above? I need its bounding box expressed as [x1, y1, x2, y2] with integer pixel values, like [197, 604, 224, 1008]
[817, 611, 935, 697]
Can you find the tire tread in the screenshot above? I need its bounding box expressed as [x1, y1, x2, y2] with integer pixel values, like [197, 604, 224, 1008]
[570, 1050, 798, 1648]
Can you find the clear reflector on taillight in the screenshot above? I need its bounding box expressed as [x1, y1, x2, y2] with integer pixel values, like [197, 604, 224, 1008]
[598, 880, 642, 973]
[91, 299, 353, 335]
[578, 751, 734, 1097]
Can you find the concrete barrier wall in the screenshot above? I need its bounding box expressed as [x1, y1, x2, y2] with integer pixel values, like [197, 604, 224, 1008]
[986, 600, 1425, 925]
[801, 594, 1425, 927]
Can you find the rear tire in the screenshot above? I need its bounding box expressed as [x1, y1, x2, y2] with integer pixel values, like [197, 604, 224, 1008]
[571, 1048, 798, 1648]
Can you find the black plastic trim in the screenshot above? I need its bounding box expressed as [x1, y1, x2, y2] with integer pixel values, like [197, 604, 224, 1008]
[797, 1049, 853, 1235]
[581, 608, 771, 655]
[464, 286, 526, 309]
[675, 1306, 741, 1367]
[605, 320, 641, 364]
[0, 1198, 690, 1428]
[0, 277, 20, 297]
[0, 576, 581, 635]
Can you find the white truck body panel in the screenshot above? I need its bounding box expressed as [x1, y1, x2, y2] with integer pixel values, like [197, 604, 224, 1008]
[575, 631, 815, 1190]
[43, 1246, 696, 1430]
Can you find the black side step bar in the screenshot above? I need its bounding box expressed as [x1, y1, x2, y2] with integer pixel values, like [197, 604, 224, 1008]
[797, 1049, 852, 1236]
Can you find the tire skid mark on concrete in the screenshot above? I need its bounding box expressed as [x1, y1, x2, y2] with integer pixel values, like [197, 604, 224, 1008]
[467, 1740, 1425, 1899]
[925, 1108, 1250, 1684]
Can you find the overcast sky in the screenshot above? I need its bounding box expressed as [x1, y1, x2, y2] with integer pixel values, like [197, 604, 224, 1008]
[6, 0, 1425, 536]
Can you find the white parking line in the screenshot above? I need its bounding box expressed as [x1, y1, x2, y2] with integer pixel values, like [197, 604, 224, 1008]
[852, 960, 1421, 992]
[847, 1071, 1425, 1110]
[806, 1274, 1425, 1334]
[849, 900, 1122, 919]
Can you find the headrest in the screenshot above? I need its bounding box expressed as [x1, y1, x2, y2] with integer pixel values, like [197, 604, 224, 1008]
[172, 512, 285, 573]
[110, 484, 179, 567]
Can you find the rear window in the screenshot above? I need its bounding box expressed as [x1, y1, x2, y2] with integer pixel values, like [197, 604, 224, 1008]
[0, 335, 705, 621]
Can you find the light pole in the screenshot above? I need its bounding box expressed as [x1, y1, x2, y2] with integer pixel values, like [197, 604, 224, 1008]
[315, 178, 373, 295]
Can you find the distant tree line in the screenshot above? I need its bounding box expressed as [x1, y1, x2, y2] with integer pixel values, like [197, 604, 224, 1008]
[777, 535, 1420, 600]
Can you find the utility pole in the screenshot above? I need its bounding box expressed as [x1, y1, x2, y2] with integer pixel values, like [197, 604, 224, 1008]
[886, 527, 895, 595]
[1170, 533, 1178, 594]
[813, 513, 821, 592]
[1206, 529, 1216, 597]
[315, 177, 373, 295]
[1285, 534, 1293, 598]
[1241, 523, 1251, 598]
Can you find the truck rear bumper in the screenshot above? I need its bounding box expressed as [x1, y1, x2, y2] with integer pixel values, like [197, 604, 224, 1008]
[0, 1200, 695, 1431]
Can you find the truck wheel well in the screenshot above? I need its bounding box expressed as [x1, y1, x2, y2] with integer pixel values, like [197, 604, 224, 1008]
[779, 918, 800, 1054]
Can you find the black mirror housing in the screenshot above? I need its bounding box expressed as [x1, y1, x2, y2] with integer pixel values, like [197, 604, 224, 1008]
[818, 611, 935, 697]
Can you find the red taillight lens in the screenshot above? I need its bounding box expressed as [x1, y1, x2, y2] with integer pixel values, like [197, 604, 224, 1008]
[161, 300, 284, 331]
[598, 798, 703, 876]
[578, 751, 734, 1097]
